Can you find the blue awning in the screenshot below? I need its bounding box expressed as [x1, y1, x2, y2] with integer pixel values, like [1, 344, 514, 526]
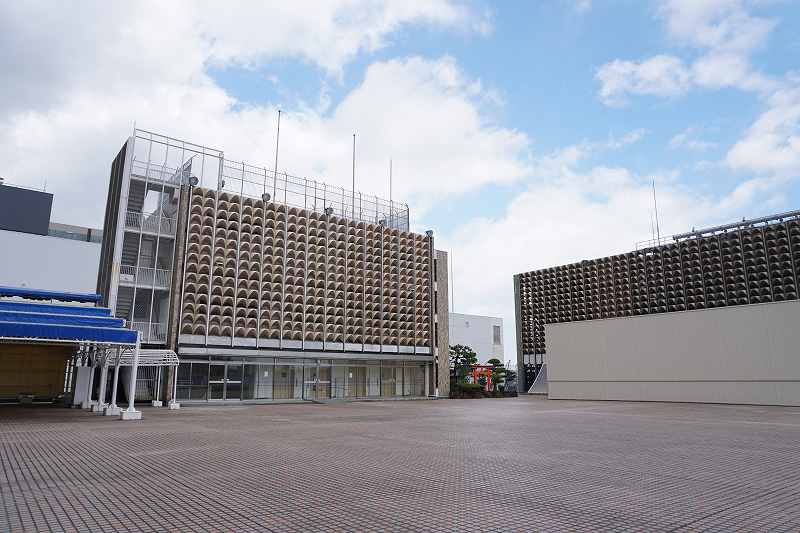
[0, 286, 101, 303]
[0, 321, 138, 344]
[0, 291, 136, 346]
[0, 301, 111, 317]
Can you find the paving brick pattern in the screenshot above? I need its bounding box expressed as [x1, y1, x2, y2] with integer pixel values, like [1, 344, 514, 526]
[2, 397, 800, 532]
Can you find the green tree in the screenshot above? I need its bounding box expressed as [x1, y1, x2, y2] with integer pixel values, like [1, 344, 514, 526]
[504, 368, 517, 391]
[449, 344, 477, 384]
[486, 358, 507, 392]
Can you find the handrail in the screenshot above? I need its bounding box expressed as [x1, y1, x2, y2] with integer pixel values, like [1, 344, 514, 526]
[124, 210, 177, 236]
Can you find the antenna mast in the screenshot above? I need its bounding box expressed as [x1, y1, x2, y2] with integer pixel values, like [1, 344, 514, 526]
[273, 109, 281, 199]
[652, 178, 661, 243]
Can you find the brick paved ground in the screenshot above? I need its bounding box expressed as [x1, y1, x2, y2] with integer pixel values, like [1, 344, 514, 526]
[2, 396, 800, 532]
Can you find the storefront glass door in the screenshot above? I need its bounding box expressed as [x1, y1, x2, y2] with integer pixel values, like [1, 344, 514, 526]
[209, 364, 225, 400]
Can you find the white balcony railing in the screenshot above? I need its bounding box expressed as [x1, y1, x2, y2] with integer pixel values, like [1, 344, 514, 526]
[130, 159, 184, 185]
[125, 210, 177, 236]
[131, 321, 168, 344]
[119, 265, 171, 289]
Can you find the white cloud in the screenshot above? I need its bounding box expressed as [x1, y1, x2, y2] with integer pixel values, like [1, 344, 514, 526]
[440, 140, 786, 368]
[596, 0, 778, 105]
[0, 2, 521, 228]
[658, 0, 775, 53]
[596, 55, 691, 106]
[568, 0, 593, 14]
[727, 83, 800, 176]
[669, 126, 717, 151]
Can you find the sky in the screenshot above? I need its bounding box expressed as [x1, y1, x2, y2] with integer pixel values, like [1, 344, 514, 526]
[1, 0, 799, 366]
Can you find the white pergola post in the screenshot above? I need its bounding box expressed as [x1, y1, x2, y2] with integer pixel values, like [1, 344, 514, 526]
[81, 348, 96, 409]
[104, 347, 122, 416]
[93, 353, 110, 412]
[168, 364, 181, 410]
[121, 336, 143, 420]
[151, 366, 163, 407]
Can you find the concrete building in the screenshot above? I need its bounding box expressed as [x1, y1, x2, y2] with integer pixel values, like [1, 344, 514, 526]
[0, 183, 101, 293]
[448, 312, 504, 364]
[97, 129, 450, 403]
[514, 210, 800, 406]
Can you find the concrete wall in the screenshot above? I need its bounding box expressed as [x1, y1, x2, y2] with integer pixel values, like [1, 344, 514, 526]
[0, 229, 100, 293]
[448, 312, 504, 364]
[547, 300, 800, 406]
[435, 250, 450, 397]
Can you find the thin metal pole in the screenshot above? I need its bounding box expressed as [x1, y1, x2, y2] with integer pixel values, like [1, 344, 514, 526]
[352, 134, 356, 219]
[389, 159, 393, 209]
[653, 179, 661, 244]
[274, 110, 281, 200]
[109, 348, 120, 409]
[126, 336, 141, 414]
[172, 363, 178, 404]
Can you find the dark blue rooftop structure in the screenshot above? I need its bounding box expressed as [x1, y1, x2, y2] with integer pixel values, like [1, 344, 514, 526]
[0, 286, 137, 345]
[0, 286, 102, 304]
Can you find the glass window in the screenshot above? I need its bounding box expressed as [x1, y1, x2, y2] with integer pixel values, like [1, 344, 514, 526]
[274, 360, 304, 400]
[414, 364, 426, 397]
[403, 365, 413, 396]
[243, 361, 273, 400]
[367, 363, 381, 397]
[347, 363, 367, 398]
[493, 325, 502, 345]
[190, 363, 209, 400]
[331, 362, 347, 399]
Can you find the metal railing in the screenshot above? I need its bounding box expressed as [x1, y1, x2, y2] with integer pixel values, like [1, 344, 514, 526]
[119, 265, 171, 289]
[131, 322, 168, 344]
[130, 159, 184, 186]
[125, 210, 177, 236]
[131, 128, 410, 231]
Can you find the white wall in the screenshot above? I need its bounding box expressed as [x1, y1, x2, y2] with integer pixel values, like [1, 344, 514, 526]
[547, 300, 800, 406]
[0, 229, 100, 293]
[448, 312, 504, 364]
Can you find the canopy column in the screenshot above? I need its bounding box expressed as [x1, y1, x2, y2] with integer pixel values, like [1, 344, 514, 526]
[104, 348, 122, 416]
[151, 367, 163, 407]
[121, 336, 142, 421]
[92, 350, 110, 412]
[168, 364, 181, 410]
[81, 350, 96, 409]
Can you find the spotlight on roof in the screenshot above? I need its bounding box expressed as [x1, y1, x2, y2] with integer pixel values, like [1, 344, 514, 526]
[188, 175, 199, 187]
[219, 179, 225, 189]
[262, 193, 271, 202]
[425, 230, 434, 237]
[325, 207, 334, 216]
[378, 219, 387, 226]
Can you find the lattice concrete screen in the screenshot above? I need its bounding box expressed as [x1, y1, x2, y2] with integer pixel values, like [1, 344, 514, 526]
[515, 213, 800, 364]
[180, 187, 433, 350]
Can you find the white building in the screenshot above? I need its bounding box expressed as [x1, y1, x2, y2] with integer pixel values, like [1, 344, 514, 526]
[0, 184, 101, 293]
[448, 312, 504, 365]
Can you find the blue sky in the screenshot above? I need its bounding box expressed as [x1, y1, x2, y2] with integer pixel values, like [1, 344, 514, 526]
[2, 0, 799, 362]
[206, 0, 800, 235]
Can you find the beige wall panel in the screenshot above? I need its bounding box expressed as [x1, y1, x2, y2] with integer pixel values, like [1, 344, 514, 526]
[547, 300, 800, 405]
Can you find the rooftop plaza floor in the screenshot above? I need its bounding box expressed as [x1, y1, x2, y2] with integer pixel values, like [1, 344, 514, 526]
[1, 396, 799, 532]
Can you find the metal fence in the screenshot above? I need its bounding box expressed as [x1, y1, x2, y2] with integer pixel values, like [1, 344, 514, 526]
[125, 210, 177, 236]
[131, 322, 168, 344]
[130, 128, 409, 231]
[119, 266, 171, 289]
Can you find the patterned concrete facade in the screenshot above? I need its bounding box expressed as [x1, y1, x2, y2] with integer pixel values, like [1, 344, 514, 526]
[2, 397, 800, 532]
[435, 250, 449, 397]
